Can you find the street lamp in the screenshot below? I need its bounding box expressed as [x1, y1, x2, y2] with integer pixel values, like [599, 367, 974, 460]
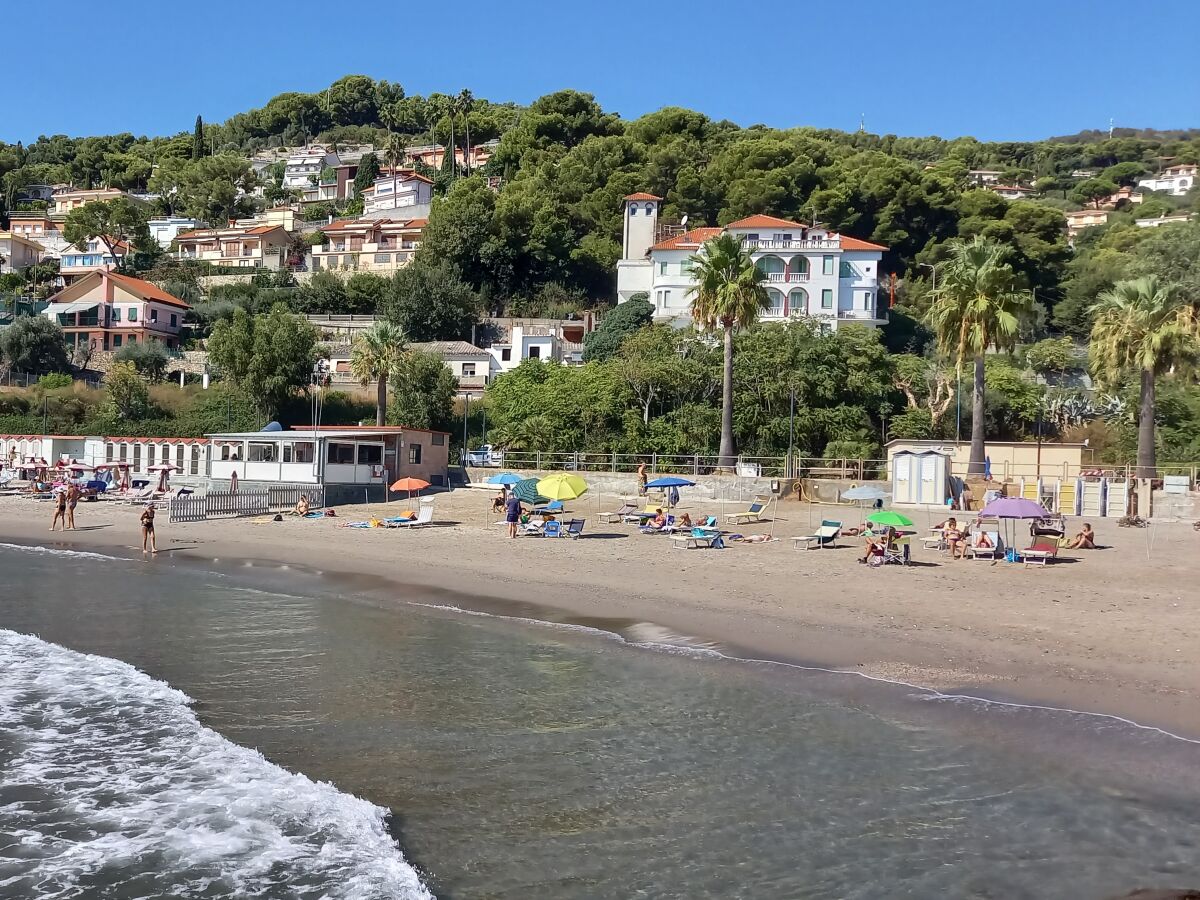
[918, 262, 938, 293]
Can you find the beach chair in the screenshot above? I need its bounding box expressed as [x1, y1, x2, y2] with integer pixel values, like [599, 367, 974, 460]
[624, 503, 662, 524]
[672, 527, 721, 550]
[792, 520, 842, 550]
[874, 531, 909, 566]
[640, 515, 673, 534]
[599, 502, 637, 524]
[1021, 541, 1059, 567]
[391, 504, 434, 528]
[564, 519, 586, 539]
[124, 484, 157, 505]
[542, 519, 562, 538]
[966, 530, 1002, 560]
[921, 529, 948, 553]
[724, 498, 768, 525]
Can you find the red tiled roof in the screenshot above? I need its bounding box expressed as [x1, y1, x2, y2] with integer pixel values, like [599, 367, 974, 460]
[624, 192, 662, 202]
[244, 224, 284, 235]
[838, 236, 888, 251]
[724, 214, 807, 230]
[106, 271, 192, 309]
[649, 227, 722, 252]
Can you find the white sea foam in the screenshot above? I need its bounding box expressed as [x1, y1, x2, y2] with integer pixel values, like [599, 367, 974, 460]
[0, 541, 128, 562]
[0, 629, 433, 900]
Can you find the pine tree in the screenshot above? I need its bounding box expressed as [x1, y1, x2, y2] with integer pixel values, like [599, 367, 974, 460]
[192, 116, 204, 160]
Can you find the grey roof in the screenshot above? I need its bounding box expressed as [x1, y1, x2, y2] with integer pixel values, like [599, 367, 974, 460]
[410, 340, 491, 358]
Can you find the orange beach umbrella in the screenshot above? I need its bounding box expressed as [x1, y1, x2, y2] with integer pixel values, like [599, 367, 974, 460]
[390, 477, 430, 499]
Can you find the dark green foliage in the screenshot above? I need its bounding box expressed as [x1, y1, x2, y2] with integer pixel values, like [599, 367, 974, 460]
[388, 349, 458, 431]
[115, 341, 170, 382]
[380, 260, 481, 341]
[582, 295, 652, 362]
[192, 115, 204, 160]
[353, 152, 380, 195]
[0, 316, 71, 375]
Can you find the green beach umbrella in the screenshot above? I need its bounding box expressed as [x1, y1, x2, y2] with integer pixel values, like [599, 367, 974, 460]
[866, 510, 914, 528]
[536, 473, 588, 501]
[512, 478, 548, 505]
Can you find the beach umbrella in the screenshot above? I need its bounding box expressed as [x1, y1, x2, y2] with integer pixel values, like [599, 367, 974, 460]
[841, 485, 890, 502]
[644, 476, 696, 489]
[866, 510, 914, 528]
[148, 463, 178, 493]
[390, 476, 430, 500]
[512, 478, 549, 505]
[536, 473, 588, 501]
[487, 472, 522, 486]
[978, 496, 1047, 556]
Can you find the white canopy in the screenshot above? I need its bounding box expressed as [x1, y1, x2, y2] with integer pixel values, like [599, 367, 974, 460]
[44, 300, 100, 316]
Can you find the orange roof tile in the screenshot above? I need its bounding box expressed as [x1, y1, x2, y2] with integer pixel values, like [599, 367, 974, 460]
[106, 271, 192, 309]
[649, 227, 722, 252]
[724, 214, 808, 230]
[624, 192, 663, 202]
[838, 236, 888, 251]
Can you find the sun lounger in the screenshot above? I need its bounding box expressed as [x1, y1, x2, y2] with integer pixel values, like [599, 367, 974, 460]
[1021, 541, 1059, 566]
[724, 498, 768, 525]
[966, 530, 1002, 560]
[623, 504, 662, 524]
[564, 519, 585, 539]
[640, 515, 674, 534]
[921, 529, 948, 552]
[390, 504, 434, 528]
[672, 528, 722, 550]
[599, 503, 638, 524]
[792, 520, 842, 550]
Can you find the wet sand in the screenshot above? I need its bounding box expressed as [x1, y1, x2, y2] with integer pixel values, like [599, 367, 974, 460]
[2, 491, 1198, 738]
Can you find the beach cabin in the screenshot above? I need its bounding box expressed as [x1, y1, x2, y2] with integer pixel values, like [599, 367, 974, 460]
[206, 426, 449, 502]
[891, 449, 951, 506]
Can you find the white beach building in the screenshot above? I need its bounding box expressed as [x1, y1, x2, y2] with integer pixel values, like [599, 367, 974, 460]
[615, 194, 888, 329]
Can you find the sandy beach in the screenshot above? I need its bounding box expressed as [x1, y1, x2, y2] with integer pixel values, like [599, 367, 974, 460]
[3, 489, 1198, 739]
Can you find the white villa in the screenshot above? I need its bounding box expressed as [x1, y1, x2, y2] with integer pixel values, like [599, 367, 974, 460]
[283, 146, 341, 190]
[615, 194, 888, 329]
[1137, 163, 1197, 197]
[360, 170, 434, 215]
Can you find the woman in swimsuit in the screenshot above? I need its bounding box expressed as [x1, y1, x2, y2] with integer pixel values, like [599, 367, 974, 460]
[66, 483, 80, 530]
[140, 502, 158, 554]
[51, 488, 68, 531]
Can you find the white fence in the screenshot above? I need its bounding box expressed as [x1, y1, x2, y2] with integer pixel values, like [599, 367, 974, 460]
[169, 485, 324, 523]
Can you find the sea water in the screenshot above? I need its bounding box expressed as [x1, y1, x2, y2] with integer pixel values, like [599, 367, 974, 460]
[1, 542, 1199, 899]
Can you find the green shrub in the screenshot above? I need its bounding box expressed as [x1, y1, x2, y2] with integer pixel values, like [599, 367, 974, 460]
[37, 373, 74, 390]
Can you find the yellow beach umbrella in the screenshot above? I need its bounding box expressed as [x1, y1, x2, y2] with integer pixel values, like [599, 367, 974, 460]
[536, 473, 588, 501]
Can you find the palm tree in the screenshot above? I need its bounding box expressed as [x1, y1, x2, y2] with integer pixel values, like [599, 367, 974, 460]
[350, 322, 408, 426]
[382, 132, 407, 212]
[926, 236, 1033, 475]
[1089, 275, 1199, 479]
[687, 233, 770, 467]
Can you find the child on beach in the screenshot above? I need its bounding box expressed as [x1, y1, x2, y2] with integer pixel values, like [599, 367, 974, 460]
[140, 502, 158, 554]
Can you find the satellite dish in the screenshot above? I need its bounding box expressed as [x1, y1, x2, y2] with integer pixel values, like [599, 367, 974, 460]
[680, 215, 688, 228]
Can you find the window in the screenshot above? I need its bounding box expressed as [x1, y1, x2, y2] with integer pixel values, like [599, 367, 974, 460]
[247, 442, 276, 462]
[462, 362, 476, 377]
[432, 433, 445, 446]
[111, 308, 121, 322]
[327, 442, 355, 465]
[861, 291, 873, 310]
[663, 290, 672, 306]
[128, 308, 137, 322]
[357, 444, 383, 466]
[112, 335, 123, 348]
[190, 446, 200, 475]
[501, 347, 512, 361]
[150, 309, 158, 323]
[840, 260, 854, 278]
[789, 256, 809, 275]
[659, 261, 668, 275]
[822, 255, 835, 276]
[283, 442, 315, 464]
[821, 289, 834, 309]
[147, 444, 156, 469]
[170, 314, 177, 328]
[408, 443, 422, 465]
[528, 345, 541, 359]
[106, 443, 114, 463]
[119, 444, 127, 462]
[644, 203, 654, 215]
[176, 445, 184, 471]
[767, 289, 785, 316]
[788, 288, 808, 315]
[133, 444, 142, 472]
[374, 253, 391, 263]
[629, 205, 637, 216]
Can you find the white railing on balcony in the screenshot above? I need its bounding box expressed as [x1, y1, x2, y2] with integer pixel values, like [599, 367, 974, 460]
[837, 309, 884, 320]
[746, 239, 839, 251]
[766, 272, 810, 283]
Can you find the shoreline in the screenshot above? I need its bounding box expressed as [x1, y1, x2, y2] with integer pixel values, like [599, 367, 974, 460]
[2, 492, 1199, 739]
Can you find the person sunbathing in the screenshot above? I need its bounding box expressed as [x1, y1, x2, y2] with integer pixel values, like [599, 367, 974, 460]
[1066, 522, 1096, 549]
[649, 509, 667, 529]
[678, 513, 693, 528]
[292, 495, 311, 517]
[942, 517, 967, 559]
[859, 528, 888, 563]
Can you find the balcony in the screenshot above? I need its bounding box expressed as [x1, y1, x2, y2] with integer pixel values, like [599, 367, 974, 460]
[745, 239, 839, 251]
[766, 272, 810, 283]
[837, 309, 887, 322]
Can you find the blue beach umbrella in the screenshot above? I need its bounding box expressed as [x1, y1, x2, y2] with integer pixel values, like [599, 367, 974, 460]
[487, 472, 522, 485]
[644, 476, 697, 488]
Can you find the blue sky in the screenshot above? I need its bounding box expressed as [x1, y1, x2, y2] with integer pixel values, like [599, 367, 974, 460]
[5, 0, 1198, 144]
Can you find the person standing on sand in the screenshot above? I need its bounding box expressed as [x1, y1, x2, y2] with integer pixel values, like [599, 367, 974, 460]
[65, 483, 80, 531]
[637, 462, 648, 496]
[505, 493, 523, 538]
[140, 502, 158, 554]
[50, 488, 68, 531]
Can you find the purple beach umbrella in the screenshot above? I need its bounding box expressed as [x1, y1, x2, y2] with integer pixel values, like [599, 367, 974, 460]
[978, 497, 1046, 519]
